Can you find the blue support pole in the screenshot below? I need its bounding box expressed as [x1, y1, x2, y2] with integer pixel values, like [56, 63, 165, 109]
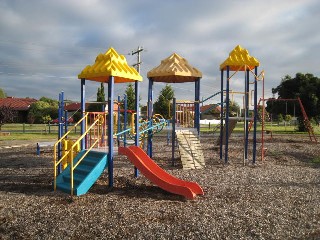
[253, 67, 258, 164]
[220, 70, 224, 160]
[64, 109, 68, 135]
[172, 97, 176, 166]
[124, 94, 127, 147]
[117, 95, 121, 146]
[108, 76, 114, 188]
[195, 78, 200, 135]
[57, 92, 64, 174]
[245, 70, 249, 160]
[225, 66, 230, 164]
[80, 78, 86, 150]
[134, 80, 140, 177]
[147, 78, 153, 157]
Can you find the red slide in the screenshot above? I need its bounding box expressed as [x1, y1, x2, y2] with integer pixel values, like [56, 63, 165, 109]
[118, 146, 204, 199]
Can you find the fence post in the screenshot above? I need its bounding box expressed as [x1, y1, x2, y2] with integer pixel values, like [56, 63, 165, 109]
[23, 123, 25, 133]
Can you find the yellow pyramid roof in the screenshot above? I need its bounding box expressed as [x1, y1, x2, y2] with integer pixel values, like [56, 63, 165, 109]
[220, 45, 260, 71]
[78, 47, 142, 83]
[147, 53, 202, 83]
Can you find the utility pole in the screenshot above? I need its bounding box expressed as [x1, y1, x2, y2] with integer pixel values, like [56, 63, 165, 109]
[131, 46, 144, 178]
[131, 46, 144, 73]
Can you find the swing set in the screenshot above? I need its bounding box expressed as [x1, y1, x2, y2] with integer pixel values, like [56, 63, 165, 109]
[261, 97, 317, 142]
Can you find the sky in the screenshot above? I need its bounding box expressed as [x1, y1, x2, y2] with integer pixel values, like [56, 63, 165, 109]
[0, 0, 319, 107]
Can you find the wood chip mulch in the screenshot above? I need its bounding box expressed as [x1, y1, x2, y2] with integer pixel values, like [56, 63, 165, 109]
[0, 134, 319, 239]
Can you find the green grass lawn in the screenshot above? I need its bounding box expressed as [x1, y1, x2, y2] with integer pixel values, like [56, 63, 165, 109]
[0, 133, 58, 141]
[1, 122, 320, 143]
[0, 123, 80, 142]
[200, 122, 320, 135]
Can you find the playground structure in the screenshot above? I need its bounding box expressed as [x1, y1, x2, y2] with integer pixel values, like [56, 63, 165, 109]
[53, 48, 203, 199]
[52, 44, 317, 199]
[219, 45, 264, 164]
[147, 53, 205, 169]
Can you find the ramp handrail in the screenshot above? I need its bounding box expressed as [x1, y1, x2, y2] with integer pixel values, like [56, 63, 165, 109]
[53, 113, 105, 194]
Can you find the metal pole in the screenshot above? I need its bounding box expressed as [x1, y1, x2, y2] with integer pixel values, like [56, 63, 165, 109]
[253, 67, 258, 164]
[80, 78, 86, 150]
[225, 66, 230, 164]
[195, 78, 200, 135]
[134, 80, 140, 177]
[108, 76, 114, 187]
[57, 92, 63, 174]
[172, 97, 176, 166]
[117, 95, 121, 146]
[147, 78, 153, 157]
[261, 71, 265, 161]
[124, 94, 127, 147]
[220, 70, 224, 161]
[64, 110, 68, 136]
[245, 70, 249, 162]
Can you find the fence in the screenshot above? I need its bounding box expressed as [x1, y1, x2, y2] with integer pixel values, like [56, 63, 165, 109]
[1, 123, 78, 134]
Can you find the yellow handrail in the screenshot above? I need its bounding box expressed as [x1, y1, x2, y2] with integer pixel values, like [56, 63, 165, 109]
[69, 116, 102, 195]
[53, 112, 104, 193]
[53, 112, 89, 191]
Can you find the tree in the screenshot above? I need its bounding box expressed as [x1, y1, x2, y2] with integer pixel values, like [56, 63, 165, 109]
[27, 97, 58, 123]
[278, 113, 284, 122]
[124, 83, 136, 111]
[229, 100, 240, 117]
[0, 105, 17, 130]
[97, 83, 105, 103]
[87, 83, 105, 112]
[0, 88, 6, 98]
[285, 114, 292, 123]
[154, 84, 174, 119]
[267, 73, 320, 119]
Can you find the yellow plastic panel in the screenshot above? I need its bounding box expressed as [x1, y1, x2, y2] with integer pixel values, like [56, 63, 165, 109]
[220, 45, 260, 71]
[78, 47, 142, 83]
[147, 53, 202, 83]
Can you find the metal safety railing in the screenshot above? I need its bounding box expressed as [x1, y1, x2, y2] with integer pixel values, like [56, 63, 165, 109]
[53, 112, 106, 195]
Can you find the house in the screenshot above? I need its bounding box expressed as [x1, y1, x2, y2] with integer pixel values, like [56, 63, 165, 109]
[65, 102, 119, 112]
[0, 97, 37, 122]
[200, 104, 221, 120]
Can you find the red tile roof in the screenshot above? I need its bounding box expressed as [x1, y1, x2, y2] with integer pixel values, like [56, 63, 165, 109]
[65, 102, 119, 111]
[200, 104, 221, 113]
[0, 97, 37, 111]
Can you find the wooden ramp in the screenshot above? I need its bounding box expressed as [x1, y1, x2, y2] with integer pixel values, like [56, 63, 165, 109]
[176, 129, 205, 170]
[216, 119, 238, 145]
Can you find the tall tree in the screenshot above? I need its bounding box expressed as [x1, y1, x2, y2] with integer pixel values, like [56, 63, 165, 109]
[88, 83, 105, 112]
[267, 73, 320, 131]
[0, 88, 6, 98]
[267, 73, 320, 119]
[154, 84, 174, 119]
[125, 83, 135, 111]
[97, 83, 105, 103]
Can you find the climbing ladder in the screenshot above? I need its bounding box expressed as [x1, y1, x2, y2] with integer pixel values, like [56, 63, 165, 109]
[176, 129, 205, 170]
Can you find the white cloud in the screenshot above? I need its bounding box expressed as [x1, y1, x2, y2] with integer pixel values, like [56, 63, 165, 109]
[0, 0, 319, 106]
